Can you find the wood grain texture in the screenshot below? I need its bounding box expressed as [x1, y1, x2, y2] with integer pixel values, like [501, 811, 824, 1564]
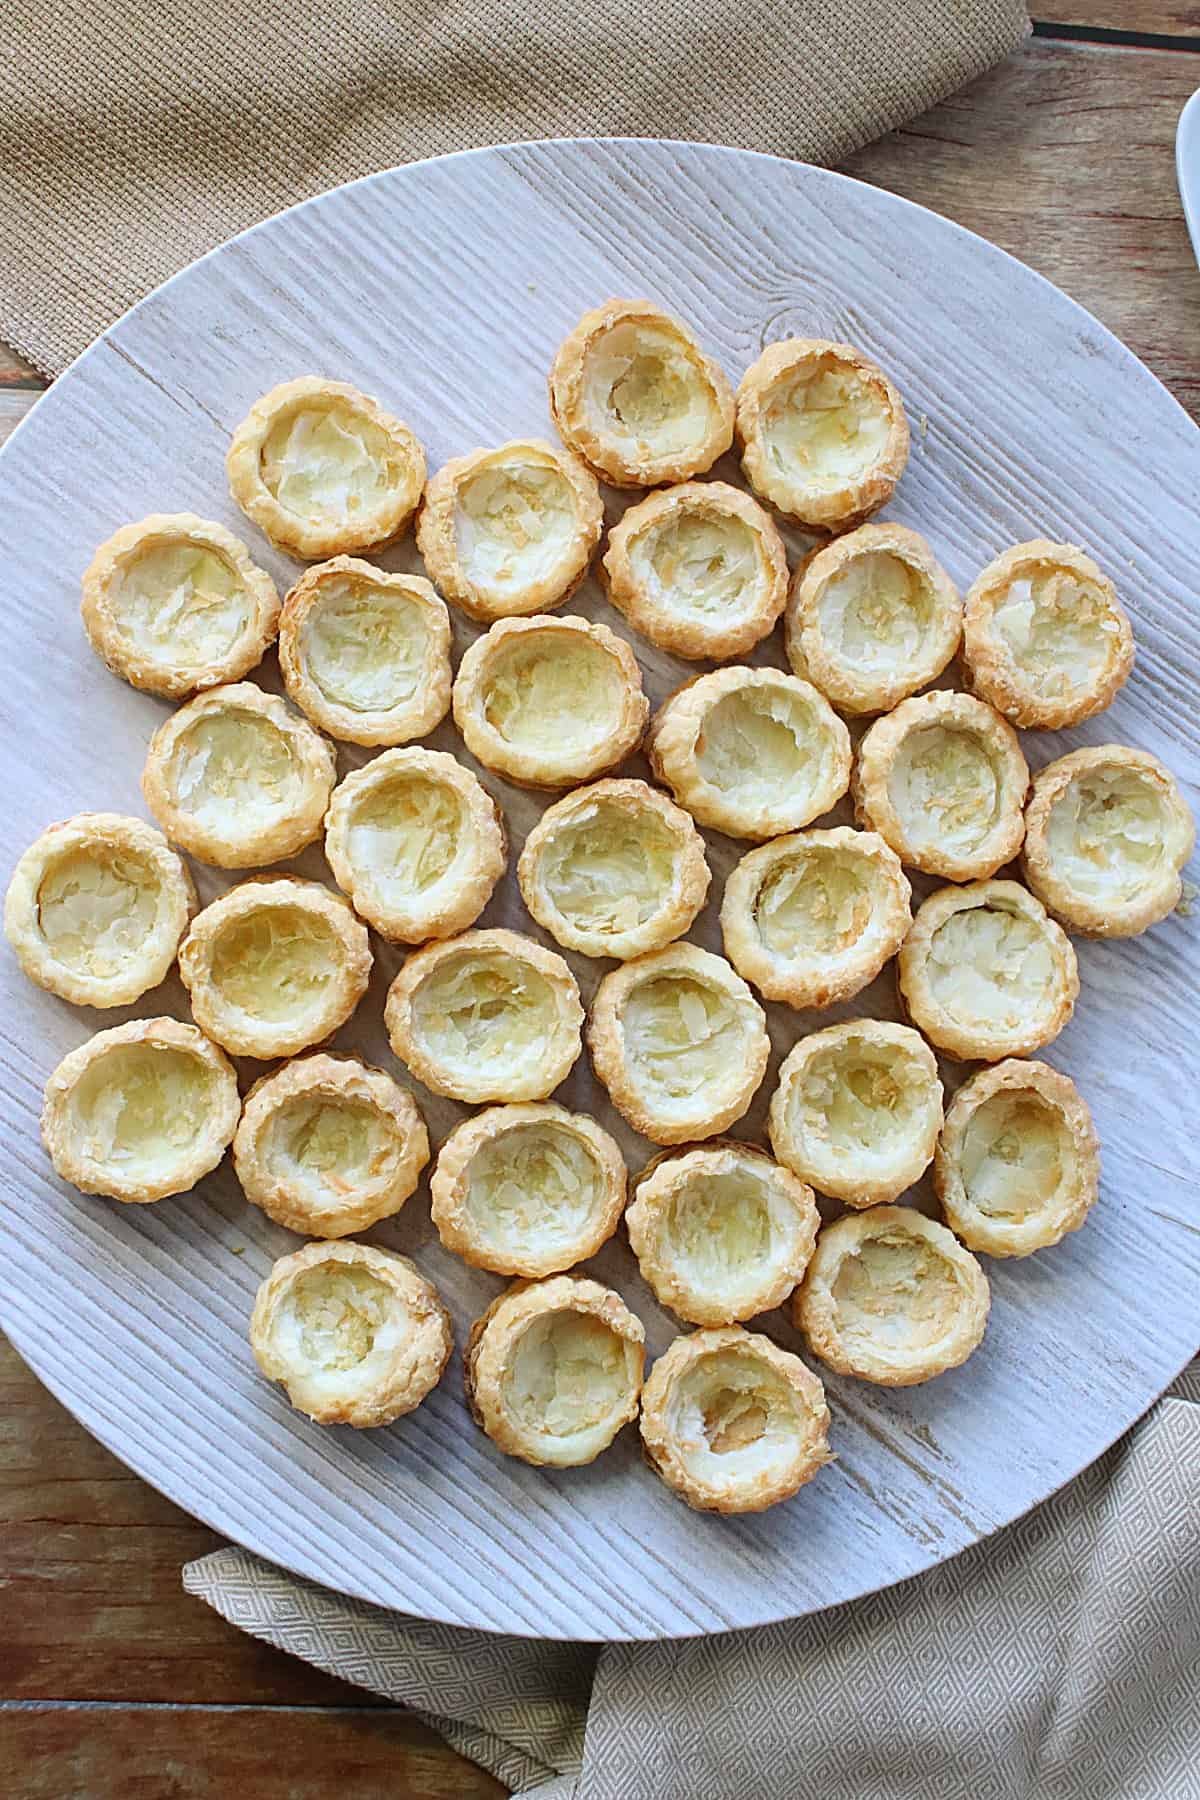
[1037, 4, 1200, 30]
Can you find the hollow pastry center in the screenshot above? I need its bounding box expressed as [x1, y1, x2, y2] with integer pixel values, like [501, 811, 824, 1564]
[761, 362, 890, 492]
[664, 1169, 777, 1290]
[959, 1091, 1069, 1221]
[481, 639, 625, 756]
[926, 904, 1058, 1025]
[752, 847, 872, 959]
[301, 580, 428, 713]
[65, 1044, 215, 1176]
[210, 906, 340, 1022]
[260, 403, 396, 524]
[454, 460, 577, 597]
[623, 975, 740, 1101]
[466, 1124, 602, 1253]
[412, 953, 556, 1073]
[888, 725, 1001, 854]
[115, 539, 249, 665]
[538, 802, 678, 937]
[167, 710, 308, 831]
[36, 845, 161, 977]
[817, 551, 934, 666]
[697, 687, 833, 807]
[584, 322, 718, 456]
[990, 570, 1116, 694]
[832, 1230, 962, 1356]
[502, 1310, 630, 1437]
[673, 1350, 799, 1471]
[285, 1264, 396, 1371]
[1043, 768, 1179, 899]
[791, 1044, 925, 1162]
[344, 775, 465, 897]
[262, 1093, 396, 1202]
[631, 510, 760, 620]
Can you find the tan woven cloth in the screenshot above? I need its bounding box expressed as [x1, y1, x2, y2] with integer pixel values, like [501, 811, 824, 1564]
[0, 0, 1027, 376]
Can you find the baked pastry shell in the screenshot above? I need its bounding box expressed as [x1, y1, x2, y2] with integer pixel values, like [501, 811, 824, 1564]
[735, 338, 909, 531]
[1022, 745, 1196, 938]
[227, 376, 426, 560]
[249, 1239, 452, 1428]
[898, 878, 1079, 1062]
[639, 1325, 832, 1514]
[963, 540, 1135, 730]
[324, 746, 507, 944]
[6, 812, 196, 1008]
[548, 298, 735, 489]
[794, 1206, 990, 1386]
[720, 825, 911, 1010]
[464, 1274, 644, 1467]
[233, 1052, 430, 1238]
[934, 1058, 1100, 1258]
[80, 512, 280, 701]
[279, 556, 452, 747]
[852, 689, 1029, 882]
[142, 681, 337, 869]
[430, 1102, 626, 1276]
[517, 777, 710, 962]
[384, 927, 584, 1104]
[41, 1016, 239, 1203]
[602, 480, 788, 660]
[587, 941, 769, 1146]
[179, 875, 372, 1059]
[646, 666, 852, 841]
[416, 438, 603, 623]
[785, 521, 961, 715]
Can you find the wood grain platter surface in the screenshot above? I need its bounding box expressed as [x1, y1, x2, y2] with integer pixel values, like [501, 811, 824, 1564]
[0, 138, 1197, 1643]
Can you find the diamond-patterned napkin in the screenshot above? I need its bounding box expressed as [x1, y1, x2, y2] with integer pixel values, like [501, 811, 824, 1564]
[186, 1362, 1199, 1800]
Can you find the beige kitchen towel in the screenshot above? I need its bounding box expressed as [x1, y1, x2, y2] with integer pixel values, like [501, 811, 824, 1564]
[185, 1363, 1200, 1800]
[0, 0, 1028, 377]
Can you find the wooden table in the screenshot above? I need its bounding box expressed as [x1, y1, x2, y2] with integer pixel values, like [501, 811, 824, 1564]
[3, 7, 1198, 1793]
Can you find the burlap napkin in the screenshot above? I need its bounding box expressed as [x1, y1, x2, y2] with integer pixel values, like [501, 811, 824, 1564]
[185, 1366, 1199, 1800]
[0, 0, 1028, 377]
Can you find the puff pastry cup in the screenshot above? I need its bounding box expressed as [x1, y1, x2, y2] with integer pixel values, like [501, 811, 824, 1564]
[626, 1141, 820, 1327]
[142, 682, 336, 869]
[1022, 745, 1195, 938]
[735, 338, 909, 531]
[639, 1326, 831, 1514]
[227, 376, 426, 559]
[6, 813, 195, 1008]
[324, 747, 506, 944]
[81, 513, 280, 700]
[517, 778, 709, 961]
[385, 927, 583, 1104]
[647, 667, 852, 841]
[720, 826, 911, 1010]
[786, 522, 961, 714]
[416, 438, 603, 622]
[602, 481, 788, 661]
[963, 541, 1134, 730]
[935, 1059, 1100, 1258]
[453, 614, 649, 790]
[898, 879, 1079, 1062]
[548, 298, 735, 489]
[587, 942, 769, 1145]
[41, 1016, 239, 1203]
[179, 877, 372, 1059]
[233, 1053, 430, 1238]
[431, 1103, 625, 1276]
[794, 1206, 990, 1386]
[279, 557, 452, 747]
[250, 1239, 452, 1427]
[852, 689, 1029, 882]
[464, 1274, 644, 1466]
[768, 1019, 943, 1208]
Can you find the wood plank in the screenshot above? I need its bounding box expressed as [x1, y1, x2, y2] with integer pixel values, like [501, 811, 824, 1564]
[0, 1707, 506, 1800]
[1036, 5, 1200, 33]
[0, 390, 38, 447]
[0, 343, 42, 389]
[845, 39, 1200, 420]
